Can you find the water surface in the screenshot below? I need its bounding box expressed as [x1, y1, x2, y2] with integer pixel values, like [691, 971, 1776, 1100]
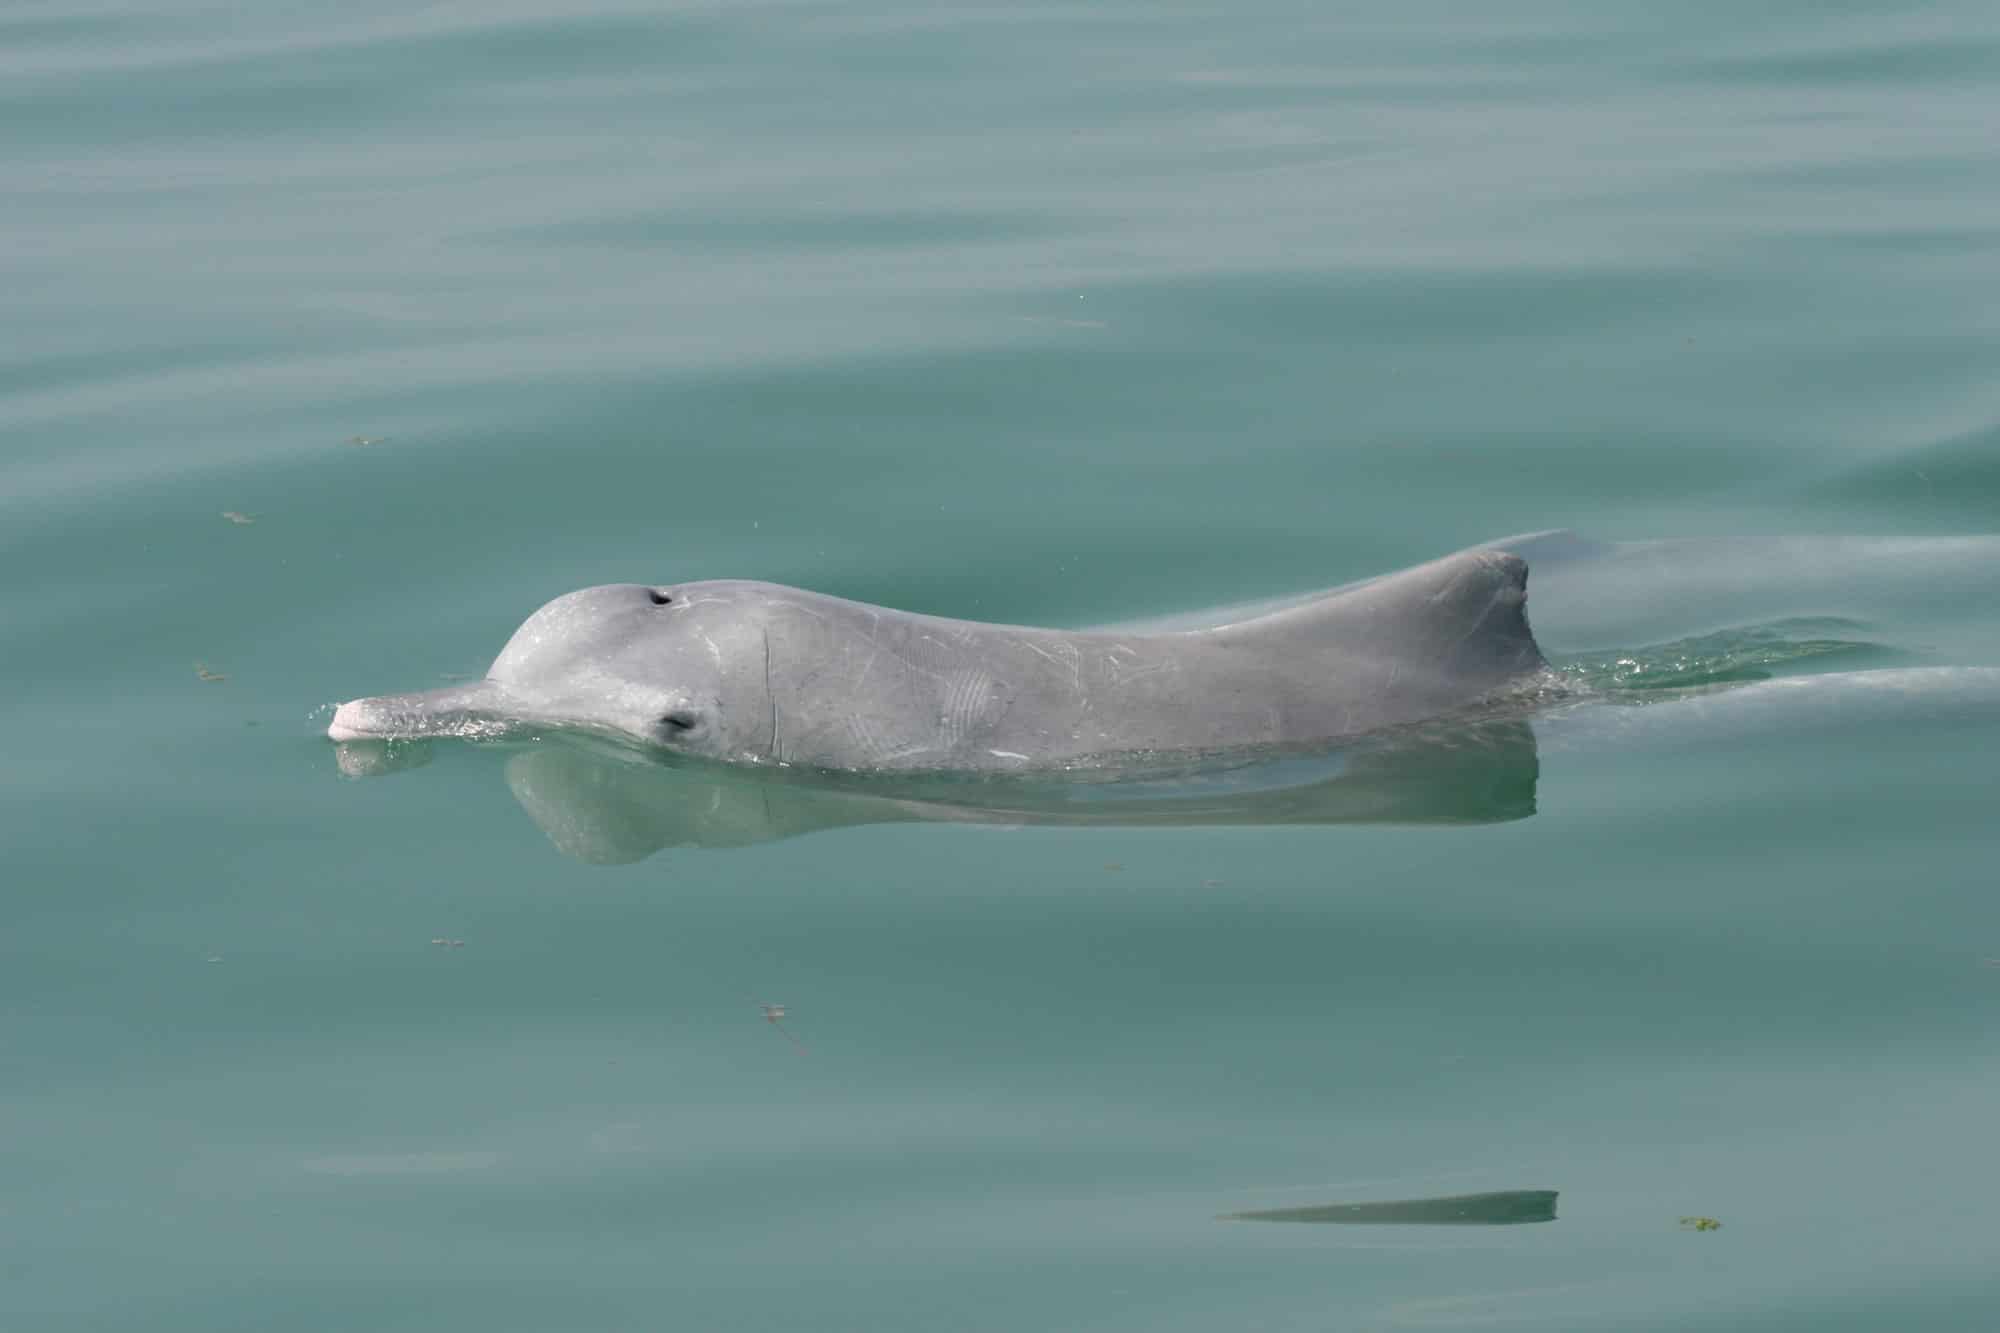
[6, 3, 1999, 1330]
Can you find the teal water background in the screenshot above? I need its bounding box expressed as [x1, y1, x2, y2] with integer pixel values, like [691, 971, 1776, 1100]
[6, 3, 2000, 1329]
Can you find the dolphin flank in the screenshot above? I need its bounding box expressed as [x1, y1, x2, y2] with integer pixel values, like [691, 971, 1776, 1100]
[327, 547, 1547, 772]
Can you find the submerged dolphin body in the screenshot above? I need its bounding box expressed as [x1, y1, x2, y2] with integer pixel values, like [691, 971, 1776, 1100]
[328, 548, 1548, 772]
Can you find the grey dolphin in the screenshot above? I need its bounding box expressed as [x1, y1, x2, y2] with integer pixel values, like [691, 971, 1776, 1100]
[327, 548, 1547, 772]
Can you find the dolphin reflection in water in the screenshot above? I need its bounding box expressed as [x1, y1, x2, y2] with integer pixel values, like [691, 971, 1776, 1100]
[335, 717, 1541, 862]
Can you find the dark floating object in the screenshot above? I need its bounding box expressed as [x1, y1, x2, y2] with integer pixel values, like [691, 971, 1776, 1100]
[1220, 1189, 1558, 1226]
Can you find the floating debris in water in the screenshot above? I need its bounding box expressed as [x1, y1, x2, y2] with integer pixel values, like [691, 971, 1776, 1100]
[221, 511, 256, 525]
[760, 1002, 807, 1051]
[1679, 1216, 1723, 1232]
[195, 663, 227, 683]
[1220, 1189, 1558, 1226]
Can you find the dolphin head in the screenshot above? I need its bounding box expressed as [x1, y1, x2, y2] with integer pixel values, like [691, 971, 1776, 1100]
[327, 583, 774, 760]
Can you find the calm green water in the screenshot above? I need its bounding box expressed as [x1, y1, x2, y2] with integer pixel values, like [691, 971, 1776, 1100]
[7, 3, 2000, 1329]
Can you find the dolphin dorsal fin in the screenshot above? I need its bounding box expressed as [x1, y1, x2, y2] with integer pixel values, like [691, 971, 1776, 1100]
[1208, 548, 1546, 690]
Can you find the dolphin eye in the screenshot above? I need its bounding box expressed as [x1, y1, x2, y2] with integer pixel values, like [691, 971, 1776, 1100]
[648, 590, 673, 605]
[661, 710, 698, 732]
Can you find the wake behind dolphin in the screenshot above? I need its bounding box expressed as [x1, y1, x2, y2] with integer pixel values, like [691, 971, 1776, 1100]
[328, 547, 1550, 772]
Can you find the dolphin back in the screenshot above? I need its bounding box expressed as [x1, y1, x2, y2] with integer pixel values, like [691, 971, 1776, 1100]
[1210, 548, 1547, 700]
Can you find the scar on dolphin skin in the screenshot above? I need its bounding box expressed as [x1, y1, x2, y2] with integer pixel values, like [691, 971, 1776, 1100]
[1218, 1189, 1559, 1226]
[763, 627, 780, 764]
[195, 663, 227, 683]
[221, 511, 255, 526]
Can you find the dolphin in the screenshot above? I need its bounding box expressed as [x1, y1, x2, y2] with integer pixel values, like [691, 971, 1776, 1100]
[327, 547, 1549, 772]
[327, 532, 2000, 856]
